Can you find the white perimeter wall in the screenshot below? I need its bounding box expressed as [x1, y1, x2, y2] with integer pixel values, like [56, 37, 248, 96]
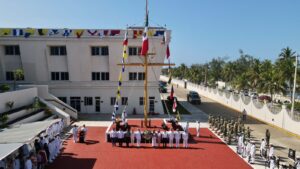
[161, 76, 300, 136]
[0, 88, 37, 113]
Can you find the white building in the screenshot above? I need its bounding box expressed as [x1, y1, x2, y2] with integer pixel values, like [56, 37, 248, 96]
[0, 27, 170, 115]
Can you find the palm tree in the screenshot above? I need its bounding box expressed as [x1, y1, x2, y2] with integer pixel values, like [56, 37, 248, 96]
[247, 59, 261, 90]
[258, 60, 286, 100]
[222, 61, 237, 83]
[277, 47, 297, 100]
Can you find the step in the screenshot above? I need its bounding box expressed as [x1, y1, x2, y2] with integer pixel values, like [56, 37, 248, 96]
[8, 109, 45, 126]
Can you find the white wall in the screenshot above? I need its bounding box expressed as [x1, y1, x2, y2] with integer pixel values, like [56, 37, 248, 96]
[0, 88, 37, 113]
[161, 76, 300, 136]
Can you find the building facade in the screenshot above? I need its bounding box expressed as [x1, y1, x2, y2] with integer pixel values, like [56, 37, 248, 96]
[0, 28, 170, 114]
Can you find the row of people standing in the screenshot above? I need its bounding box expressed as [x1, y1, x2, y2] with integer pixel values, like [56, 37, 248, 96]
[109, 128, 189, 148]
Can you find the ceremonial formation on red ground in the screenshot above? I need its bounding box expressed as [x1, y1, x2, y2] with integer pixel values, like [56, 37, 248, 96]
[47, 120, 252, 169]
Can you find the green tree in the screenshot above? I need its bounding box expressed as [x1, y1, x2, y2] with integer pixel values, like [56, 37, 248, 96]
[13, 68, 24, 90]
[276, 47, 296, 100]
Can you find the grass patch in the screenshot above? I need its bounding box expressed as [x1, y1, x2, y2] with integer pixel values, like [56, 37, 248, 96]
[161, 100, 191, 115]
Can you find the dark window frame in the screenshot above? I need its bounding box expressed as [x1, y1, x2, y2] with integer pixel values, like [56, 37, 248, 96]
[5, 45, 20, 55]
[92, 72, 101, 81]
[139, 97, 144, 106]
[91, 46, 109, 56]
[121, 97, 128, 105]
[129, 72, 137, 80]
[50, 46, 67, 56]
[84, 97, 93, 106]
[110, 97, 116, 105]
[101, 72, 109, 81]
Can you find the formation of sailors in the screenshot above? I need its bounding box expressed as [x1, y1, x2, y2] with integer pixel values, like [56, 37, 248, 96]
[208, 115, 300, 169]
[0, 119, 65, 169]
[109, 128, 189, 148]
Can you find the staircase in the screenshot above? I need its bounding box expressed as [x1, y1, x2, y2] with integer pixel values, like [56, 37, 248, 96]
[3, 105, 56, 127]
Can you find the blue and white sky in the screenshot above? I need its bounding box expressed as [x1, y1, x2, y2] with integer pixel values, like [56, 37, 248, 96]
[1, 0, 300, 65]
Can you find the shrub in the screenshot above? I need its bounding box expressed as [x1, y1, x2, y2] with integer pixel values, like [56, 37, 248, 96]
[0, 84, 10, 92]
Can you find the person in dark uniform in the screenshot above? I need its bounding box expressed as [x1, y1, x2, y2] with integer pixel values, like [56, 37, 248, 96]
[265, 129, 270, 146]
[162, 130, 168, 148]
[124, 129, 131, 147]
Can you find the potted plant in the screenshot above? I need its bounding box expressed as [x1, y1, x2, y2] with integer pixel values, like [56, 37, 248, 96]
[6, 101, 14, 111]
[0, 113, 9, 128]
[0, 84, 10, 92]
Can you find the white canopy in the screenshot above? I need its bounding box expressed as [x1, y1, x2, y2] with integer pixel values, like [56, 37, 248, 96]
[0, 143, 23, 160]
[0, 119, 59, 144]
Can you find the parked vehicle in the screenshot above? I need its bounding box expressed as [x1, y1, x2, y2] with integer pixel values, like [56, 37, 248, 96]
[187, 91, 201, 104]
[258, 95, 272, 102]
[159, 81, 167, 87]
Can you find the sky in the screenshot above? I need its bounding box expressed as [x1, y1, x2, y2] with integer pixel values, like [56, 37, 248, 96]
[1, 0, 300, 66]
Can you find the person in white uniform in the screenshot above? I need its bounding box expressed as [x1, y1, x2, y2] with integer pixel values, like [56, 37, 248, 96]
[250, 141, 256, 164]
[269, 155, 276, 169]
[110, 128, 117, 147]
[72, 125, 78, 143]
[182, 131, 189, 148]
[136, 129, 142, 148]
[260, 138, 266, 158]
[196, 121, 200, 137]
[130, 129, 135, 146]
[157, 130, 162, 147]
[168, 129, 174, 148]
[174, 129, 181, 148]
[237, 134, 243, 154]
[268, 144, 274, 160]
[152, 130, 157, 147]
[245, 140, 252, 161]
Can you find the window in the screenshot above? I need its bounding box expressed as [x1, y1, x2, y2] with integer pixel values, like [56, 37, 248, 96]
[91, 47, 100, 55]
[6, 72, 14, 81]
[138, 72, 145, 80]
[101, 46, 109, 55]
[101, 72, 109, 81]
[50, 46, 67, 55]
[110, 97, 116, 105]
[129, 47, 141, 56]
[51, 72, 60, 81]
[129, 72, 137, 80]
[92, 72, 101, 80]
[5, 45, 20, 55]
[51, 72, 69, 81]
[61, 72, 69, 80]
[122, 97, 128, 105]
[58, 97, 67, 103]
[91, 46, 109, 56]
[139, 97, 144, 105]
[6, 71, 24, 81]
[95, 97, 101, 112]
[84, 97, 93, 106]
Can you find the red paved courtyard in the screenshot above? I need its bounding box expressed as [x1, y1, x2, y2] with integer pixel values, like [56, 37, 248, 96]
[47, 120, 252, 169]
